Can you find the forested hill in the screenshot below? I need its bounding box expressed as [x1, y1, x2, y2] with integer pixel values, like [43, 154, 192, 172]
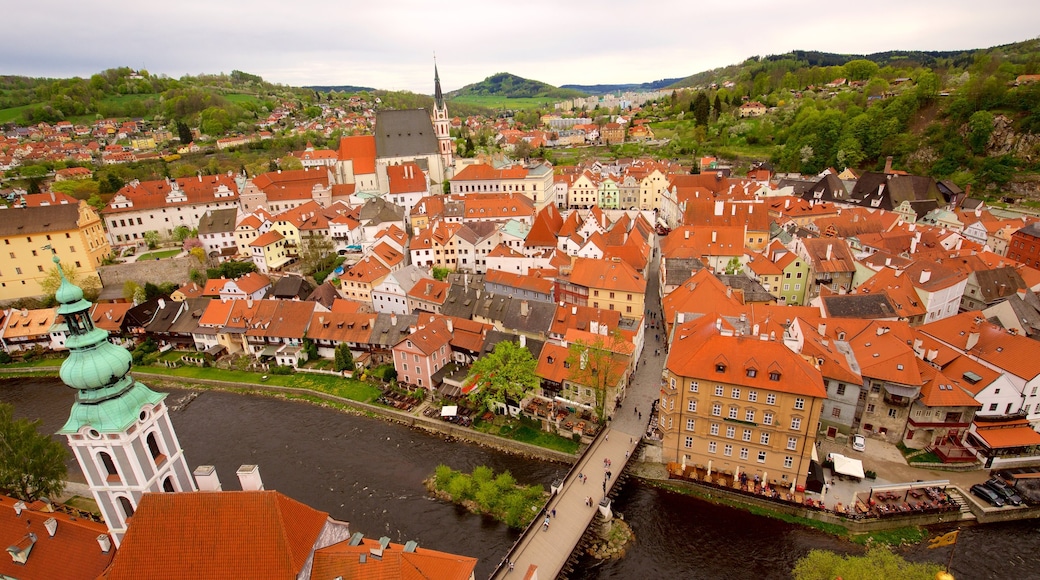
[560, 78, 682, 95]
[448, 73, 587, 99]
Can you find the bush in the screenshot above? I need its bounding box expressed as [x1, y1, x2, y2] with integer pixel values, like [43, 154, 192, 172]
[269, 365, 294, 375]
[0, 351, 11, 364]
[865, 470, 877, 479]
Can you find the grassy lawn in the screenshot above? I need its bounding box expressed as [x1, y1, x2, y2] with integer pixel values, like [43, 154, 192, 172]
[897, 442, 942, 464]
[137, 249, 182, 260]
[224, 93, 263, 106]
[3, 357, 64, 368]
[0, 105, 32, 123]
[851, 526, 927, 546]
[473, 415, 579, 454]
[449, 95, 558, 110]
[136, 364, 381, 403]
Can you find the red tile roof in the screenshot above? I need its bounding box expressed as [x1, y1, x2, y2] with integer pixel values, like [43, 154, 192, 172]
[337, 135, 377, 174]
[568, 257, 646, 294]
[310, 536, 477, 580]
[102, 491, 330, 580]
[0, 495, 114, 580]
[105, 174, 239, 214]
[973, 419, 1040, 449]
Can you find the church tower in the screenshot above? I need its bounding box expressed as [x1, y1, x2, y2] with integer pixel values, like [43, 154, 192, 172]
[53, 257, 196, 547]
[433, 60, 454, 173]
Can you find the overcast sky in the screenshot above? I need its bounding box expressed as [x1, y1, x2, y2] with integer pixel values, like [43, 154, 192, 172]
[3, 1, 1038, 93]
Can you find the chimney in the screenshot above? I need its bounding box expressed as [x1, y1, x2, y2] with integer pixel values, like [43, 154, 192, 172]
[97, 534, 112, 554]
[726, 287, 732, 299]
[715, 317, 722, 331]
[919, 270, 931, 284]
[446, 319, 454, 333]
[237, 464, 264, 491]
[572, 306, 578, 315]
[752, 323, 760, 336]
[956, 238, 963, 251]
[910, 236, 918, 254]
[13, 502, 25, 516]
[158, 298, 166, 310]
[520, 300, 529, 316]
[194, 465, 222, 491]
[818, 322, 826, 336]
[885, 257, 891, 266]
[785, 199, 791, 210]
[966, 331, 980, 351]
[684, 230, 690, 240]
[711, 230, 717, 243]
[884, 156, 893, 174]
[44, 517, 57, 537]
[519, 335, 527, 347]
[714, 200, 724, 216]
[390, 313, 398, 326]
[826, 244, 832, 260]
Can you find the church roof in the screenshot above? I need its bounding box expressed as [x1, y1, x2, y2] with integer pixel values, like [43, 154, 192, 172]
[375, 110, 438, 159]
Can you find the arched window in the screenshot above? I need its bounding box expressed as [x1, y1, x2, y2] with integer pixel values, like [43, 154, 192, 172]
[99, 452, 119, 483]
[163, 477, 175, 493]
[146, 433, 166, 464]
[118, 496, 134, 519]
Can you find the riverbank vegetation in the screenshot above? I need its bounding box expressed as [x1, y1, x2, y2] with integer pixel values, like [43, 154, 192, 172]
[426, 464, 546, 528]
[472, 414, 580, 454]
[793, 546, 942, 580]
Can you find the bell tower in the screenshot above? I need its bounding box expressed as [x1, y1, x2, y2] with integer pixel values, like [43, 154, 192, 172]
[433, 59, 454, 173]
[53, 256, 196, 547]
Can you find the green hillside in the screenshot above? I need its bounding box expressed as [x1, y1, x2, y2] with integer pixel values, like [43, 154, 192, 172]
[449, 72, 587, 100]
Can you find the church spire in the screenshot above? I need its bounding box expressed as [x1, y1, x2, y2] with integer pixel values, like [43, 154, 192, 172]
[434, 60, 445, 109]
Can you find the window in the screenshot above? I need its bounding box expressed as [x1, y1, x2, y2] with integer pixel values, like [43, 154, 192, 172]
[724, 444, 733, 456]
[831, 407, 841, 418]
[763, 412, 774, 426]
[708, 441, 717, 453]
[689, 381, 699, 393]
[119, 496, 135, 519]
[794, 398, 805, 410]
[866, 403, 876, 413]
[836, 383, 846, 396]
[670, 377, 676, 389]
[99, 452, 119, 483]
[888, 408, 898, 419]
[740, 447, 749, 460]
[687, 400, 697, 413]
[715, 363, 726, 373]
[790, 417, 802, 430]
[710, 423, 719, 436]
[726, 426, 736, 439]
[712, 403, 721, 416]
[766, 393, 776, 405]
[742, 429, 752, 442]
[787, 436, 797, 450]
[871, 385, 881, 394]
[757, 451, 767, 463]
[988, 403, 998, 412]
[728, 406, 738, 419]
[715, 385, 724, 396]
[146, 433, 166, 465]
[746, 368, 757, 378]
[731, 388, 741, 399]
[760, 432, 770, 445]
[686, 418, 696, 431]
[745, 409, 755, 422]
[769, 372, 780, 381]
[784, 283, 790, 291]
[685, 436, 694, 448]
[748, 391, 757, 402]
[784, 456, 794, 468]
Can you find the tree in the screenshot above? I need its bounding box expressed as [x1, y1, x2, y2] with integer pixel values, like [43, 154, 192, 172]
[692, 92, 710, 126]
[278, 155, 303, 171]
[466, 341, 539, 412]
[172, 225, 194, 243]
[299, 235, 335, 276]
[432, 266, 450, 281]
[176, 121, 193, 144]
[793, 546, 941, 580]
[0, 403, 69, 502]
[334, 343, 354, 372]
[143, 230, 160, 250]
[713, 94, 722, 121]
[565, 329, 629, 422]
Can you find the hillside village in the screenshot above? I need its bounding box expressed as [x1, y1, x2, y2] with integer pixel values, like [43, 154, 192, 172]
[4, 57, 1040, 577]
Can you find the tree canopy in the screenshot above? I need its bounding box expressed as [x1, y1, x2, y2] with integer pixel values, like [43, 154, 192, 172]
[466, 341, 539, 412]
[793, 547, 943, 580]
[0, 403, 69, 502]
[565, 329, 629, 421]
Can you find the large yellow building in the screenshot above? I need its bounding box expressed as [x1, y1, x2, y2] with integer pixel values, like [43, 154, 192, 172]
[659, 315, 826, 488]
[561, 257, 646, 318]
[0, 200, 109, 301]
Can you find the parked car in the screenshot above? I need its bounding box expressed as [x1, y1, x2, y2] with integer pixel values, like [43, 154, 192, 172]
[985, 478, 1023, 506]
[851, 434, 866, 452]
[970, 483, 1005, 507]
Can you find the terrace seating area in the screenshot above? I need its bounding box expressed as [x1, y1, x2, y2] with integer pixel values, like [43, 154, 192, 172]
[855, 486, 958, 518]
[524, 398, 601, 438]
[377, 389, 422, 412]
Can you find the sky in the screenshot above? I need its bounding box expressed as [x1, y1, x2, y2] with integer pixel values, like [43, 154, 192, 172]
[3, 1, 1038, 94]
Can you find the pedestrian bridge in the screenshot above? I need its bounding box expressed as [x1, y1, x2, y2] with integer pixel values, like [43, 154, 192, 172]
[488, 425, 642, 580]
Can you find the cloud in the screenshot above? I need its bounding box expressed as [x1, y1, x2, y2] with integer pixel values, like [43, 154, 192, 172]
[1, 0, 1037, 92]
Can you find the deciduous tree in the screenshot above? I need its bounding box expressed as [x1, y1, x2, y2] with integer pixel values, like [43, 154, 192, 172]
[0, 404, 69, 502]
[793, 546, 941, 580]
[565, 329, 629, 422]
[466, 341, 539, 412]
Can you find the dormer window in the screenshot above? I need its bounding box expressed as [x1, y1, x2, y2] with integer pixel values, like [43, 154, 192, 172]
[715, 363, 726, 373]
[746, 368, 757, 378]
[769, 372, 781, 381]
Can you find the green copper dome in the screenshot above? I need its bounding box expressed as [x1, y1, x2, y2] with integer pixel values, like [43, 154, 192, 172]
[52, 256, 91, 315]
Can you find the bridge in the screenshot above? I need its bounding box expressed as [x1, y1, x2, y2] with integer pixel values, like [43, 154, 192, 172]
[488, 422, 645, 580]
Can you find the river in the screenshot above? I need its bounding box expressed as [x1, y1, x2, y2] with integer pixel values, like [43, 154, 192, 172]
[3, 377, 1037, 579]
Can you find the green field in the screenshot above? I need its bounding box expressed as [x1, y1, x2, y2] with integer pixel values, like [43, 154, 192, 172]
[137, 249, 182, 260]
[0, 105, 32, 123]
[224, 93, 263, 106]
[449, 94, 560, 111]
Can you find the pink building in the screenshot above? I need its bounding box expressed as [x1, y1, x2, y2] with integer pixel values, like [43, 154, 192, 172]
[393, 318, 452, 389]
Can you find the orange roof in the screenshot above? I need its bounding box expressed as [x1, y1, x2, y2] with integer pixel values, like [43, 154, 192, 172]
[102, 491, 330, 580]
[408, 279, 452, 305]
[527, 205, 564, 247]
[0, 495, 114, 580]
[307, 311, 375, 344]
[973, 419, 1040, 449]
[251, 230, 285, 247]
[90, 303, 133, 333]
[568, 257, 646, 294]
[921, 310, 1040, 380]
[463, 193, 534, 220]
[663, 269, 744, 325]
[105, 174, 238, 214]
[2, 307, 57, 340]
[398, 318, 452, 355]
[536, 342, 572, 384]
[453, 163, 528, 181]
[234, 272, 272, 294]
[310, 536, 477, 580]
[917, 364, 980, 408]
[486, 269, 553, 295]
[667, 315, 827, 398]
[660, 226, 746, 260]
[387, 162, 427, 194]
[852, 268, 927, 319]
[336, 135, 376, 174]
[343, 256, 391, 284]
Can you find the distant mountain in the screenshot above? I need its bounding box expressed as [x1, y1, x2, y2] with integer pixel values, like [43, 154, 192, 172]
[448, 72, 587, 99]
[560, 78, 683, 95]
[304, 85, 375, 93]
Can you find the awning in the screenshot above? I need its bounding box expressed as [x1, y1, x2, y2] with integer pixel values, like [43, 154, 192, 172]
[884, 384, 920, 398]
[204, 344, 226, 355]
[259, 345, 279, 357]
[805, 460, 826, 493]
[441, 405, 458, 417]
[830, 453, 865, 479]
